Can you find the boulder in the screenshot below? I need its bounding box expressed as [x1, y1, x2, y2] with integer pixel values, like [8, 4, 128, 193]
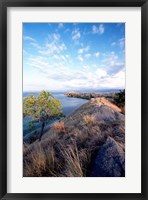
[92, 136, 125, 177]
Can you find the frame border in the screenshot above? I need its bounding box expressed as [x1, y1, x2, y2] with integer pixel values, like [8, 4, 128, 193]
[0, 0, 148, 199]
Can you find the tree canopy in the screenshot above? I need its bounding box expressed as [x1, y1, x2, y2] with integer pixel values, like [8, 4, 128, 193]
[23, 90, 62, 121]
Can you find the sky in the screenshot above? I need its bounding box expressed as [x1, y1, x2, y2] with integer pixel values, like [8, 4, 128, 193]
[23, 23, 125, 92]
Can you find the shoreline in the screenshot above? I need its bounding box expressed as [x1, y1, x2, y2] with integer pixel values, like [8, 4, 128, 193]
[64, 91, 117, 100]
[23, 116, 65, 144]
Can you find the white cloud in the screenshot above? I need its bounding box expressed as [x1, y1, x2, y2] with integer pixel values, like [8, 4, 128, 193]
[83, 65, 90, 70]
[53, 54, 67, 61]
[58, 23, 64, 28]
[23, 49, 29, 55]
[72, 28, 81, 40]
[53, 54, 60, 59]
[60, 55, 66, 61]
[102, 52, 125, 75]
[85, 54, 91, 58]
[119, 38, 125, 49]
[95, 68, 107, 78]
[39, 41, 67, 56]
[92, 24, 105, 34]
[24, 36, 36, 42]
[99, 69, 125, 89]
[111, 38, 125, 49]
[94, 52, 100, 57]
[78, 49, 83, 54]
[25, 53, 125, 91]
[77, 55, 83, 62]
[111, 42, 116, 46]
[103, 52, 117, 62]
[53, 33, 60, 41]
[78, 46, 89, 54]
[59, 43, 67, 51]
[30, 42, 41, 49]
[64, 28, 70, 33]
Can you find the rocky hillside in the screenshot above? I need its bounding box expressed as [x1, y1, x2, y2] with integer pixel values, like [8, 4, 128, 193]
[23, 97, 125, 177]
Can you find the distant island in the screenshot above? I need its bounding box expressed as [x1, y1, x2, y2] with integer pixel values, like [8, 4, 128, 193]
[65, 91, 116, 100]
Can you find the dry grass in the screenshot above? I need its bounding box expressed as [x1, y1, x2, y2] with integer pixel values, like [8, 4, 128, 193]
[121, 105, 125, 114]
[61, 144, 83, 177]
[23, 120, 124, 177]
[23, 133, 93, 177]
[53, 121, 66, 134]
[23, 98, 125, 177]
[83, 114, 96, 126]
[23, 142, 46, 176]
[23, 118, 102, 177]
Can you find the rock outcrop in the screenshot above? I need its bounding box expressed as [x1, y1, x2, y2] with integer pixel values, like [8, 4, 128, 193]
[92, 136, 125, 177]
[64, 98, 124, 143]
[24, 97, 125, 177]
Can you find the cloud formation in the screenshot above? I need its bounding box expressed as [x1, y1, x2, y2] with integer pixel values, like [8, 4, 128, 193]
[23, 23, 125, 91]
[72, 28, 81, 40]
[92, 24, 105, 34]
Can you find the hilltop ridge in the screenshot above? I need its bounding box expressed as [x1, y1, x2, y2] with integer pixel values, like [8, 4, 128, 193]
[23, 97, 125, 177]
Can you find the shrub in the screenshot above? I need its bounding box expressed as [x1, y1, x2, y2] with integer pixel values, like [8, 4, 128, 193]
[114, 89, 125, 106]
[53, 121, 66, 134]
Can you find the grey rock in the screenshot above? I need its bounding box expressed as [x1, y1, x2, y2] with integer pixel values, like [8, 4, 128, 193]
[94, 105, 124, 123]
[92, 136, 125, 177]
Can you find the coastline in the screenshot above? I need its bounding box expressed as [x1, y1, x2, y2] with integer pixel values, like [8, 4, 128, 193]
[23, 90, 125, 143]
[65, 91, 117, 100]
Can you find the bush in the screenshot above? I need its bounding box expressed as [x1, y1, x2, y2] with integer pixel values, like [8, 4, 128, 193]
[114, 90, 125, 114]
[53, 121, 66, 134]
[114, 89, 125, 106]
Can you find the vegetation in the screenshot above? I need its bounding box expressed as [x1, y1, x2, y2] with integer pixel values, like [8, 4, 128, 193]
[23, 117, 103, 177]
[23, 98, 125, 177]
[113, 89, 125, 114]
[23, 90, 62, 140]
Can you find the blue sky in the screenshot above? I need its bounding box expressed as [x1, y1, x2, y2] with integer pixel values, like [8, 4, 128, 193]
[23, 23, 125, 92]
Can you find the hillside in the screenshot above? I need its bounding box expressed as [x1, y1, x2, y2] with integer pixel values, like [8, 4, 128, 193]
[23, 97, 125, 177]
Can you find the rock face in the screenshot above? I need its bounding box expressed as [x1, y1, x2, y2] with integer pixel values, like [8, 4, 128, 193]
[92, 136, 125, 177]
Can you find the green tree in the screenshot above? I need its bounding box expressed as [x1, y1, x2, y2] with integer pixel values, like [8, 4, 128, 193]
[114, 89, 125, 114]
[114, 89, 125, 106]
[23, 90, 62, 140]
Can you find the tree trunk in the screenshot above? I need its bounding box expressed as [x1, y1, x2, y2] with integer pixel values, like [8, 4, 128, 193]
[39, 121, 45, 141]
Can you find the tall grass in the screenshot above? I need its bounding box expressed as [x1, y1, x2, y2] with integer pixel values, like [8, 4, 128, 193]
[23, 104, 125, 177]
[23, 117, 104, 177]
[24, 139, 92, 177]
